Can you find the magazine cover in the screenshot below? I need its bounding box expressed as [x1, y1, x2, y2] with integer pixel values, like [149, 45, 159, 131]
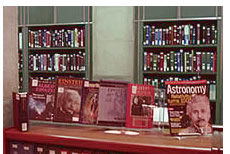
[28, 78, 56, 121]
[97, 80, 129, 126]
[165, 80, 213, 136]
[125, 84, 155, 128]
[79, 80, 100, 124]
[54, 77, 83, 123]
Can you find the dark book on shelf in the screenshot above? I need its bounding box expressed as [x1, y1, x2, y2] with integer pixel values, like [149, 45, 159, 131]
[12, 92, 29, 132]
[125, 83, 155, 128]
[10, 141, 21, 154]
[48, 146, 59, 154]
[97, 80, 129, 126]
[34, 144, 47, 154]
[165, 80, 213, 136]
[28, 78, 56, 121]
[54, 77, 83, 123]
[21, 143, 34, 154]
[79, 80, 100, 124]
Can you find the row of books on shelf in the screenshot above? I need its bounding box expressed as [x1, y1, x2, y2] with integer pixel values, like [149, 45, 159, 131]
[143, 50, 217, 72]
[28, 52, 86, 72]
[19, 27, 85, 49]
[143, 24, 217, 46]
[14, 77, 214, 136]
[10, 141, 120, 154]
[143, 76, 216, 101]
[13, 77, 155, 132]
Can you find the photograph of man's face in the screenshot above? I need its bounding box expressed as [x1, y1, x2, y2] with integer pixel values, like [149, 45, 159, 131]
[188, 95, 211, 128]
[62, 89, 81, 115]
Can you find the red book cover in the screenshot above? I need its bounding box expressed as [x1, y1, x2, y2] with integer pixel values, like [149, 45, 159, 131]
[97, 80, 129, 126]
[125, 83, 154, 128]
[28, 78, 56, 121]
[165, 80, 212, 136]
[147, 52, 150, 70]
[151, 26, 155, 45]
[54, 77, 83, 123]
[80, 80, 100, 124]
[173, 25, 177, 45]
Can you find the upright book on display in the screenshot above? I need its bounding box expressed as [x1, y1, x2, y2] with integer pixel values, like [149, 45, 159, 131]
[12, 92, 28, 132]
[165, 80, 213, 136]
[125, 84, 155, 129]
[79, 80, 100, 124]
[28, 78, 56, 121]
[97, 80, 129, 126]
[54, 77, 83, 123]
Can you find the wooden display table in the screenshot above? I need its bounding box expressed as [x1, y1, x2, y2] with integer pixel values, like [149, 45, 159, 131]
[4, 124, 223, 154]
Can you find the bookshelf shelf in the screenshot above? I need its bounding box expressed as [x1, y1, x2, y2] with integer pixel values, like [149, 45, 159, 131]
[143, 71, 217, 75]
[29, 71, 85, 74]
[28, 47, 86, 51]
[143, 44, 217, 48]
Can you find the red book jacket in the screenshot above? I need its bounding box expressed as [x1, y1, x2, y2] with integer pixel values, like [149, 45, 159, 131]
[126, 83, 154, 128]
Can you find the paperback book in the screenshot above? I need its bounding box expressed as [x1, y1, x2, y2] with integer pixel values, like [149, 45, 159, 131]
[165, 80, 213, 136]
[54, 77, 83, 123]
[28, 78, 56, 121]
[97, 80, 129, 126]
[80, 80, 100, 124]
[125, 84, 155, 128]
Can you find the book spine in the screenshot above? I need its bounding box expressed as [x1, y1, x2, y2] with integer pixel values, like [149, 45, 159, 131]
[74, 28, 79, 47]
[168, 26, 172, 45]
[151, 26, 155, 46]
[202, 25, 206, 44]
[147, 52, 150, 71]
[211, 25, 216, 44]
[201, 52, 206, 72]
[149, 52, 153, 70]
[206, 52, 211, 72]
[180, 49, 184, 72]
[143, 52, 147, 71]
[152, 54, 157, 71]
[170, 51, 174, 71]
[196, 52, 201, 72]
[210, 52, 214, 72]
[163, 54, 167, 71]
[173, 25, 177, 45]
[160, 52, 164, 71]
[19, 94, 29, 132]
[184, 25, 189, 45]
[197, 24, 201, 45]
[155, 28, 159, 46]
[207, 27, 211, 44]
[162, 29, 166, 46]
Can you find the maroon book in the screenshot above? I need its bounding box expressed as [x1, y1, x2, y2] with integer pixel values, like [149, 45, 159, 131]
[197, 24, 201, 45]
[28, 78, 56, 121]
[80, 80, 100, 124]
[97, 80, 129, 126]
[165, 80, 213, 136]
[125, 83, 154, 128]
[54, 77, 83, 123]
[13, 92, 28, 132]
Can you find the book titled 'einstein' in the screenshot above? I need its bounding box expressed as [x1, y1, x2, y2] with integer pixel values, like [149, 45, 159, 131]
[165, 80, 213, 136]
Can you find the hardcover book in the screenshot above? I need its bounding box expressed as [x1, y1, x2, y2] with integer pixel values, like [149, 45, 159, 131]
[28, 78, 56, 121]
[79, 80, 100, 124]
[97, 80, 129, 126]
[13, 92, 29, 132]
[10, 141, 21, 154]
[125, 84, 155, 128]
[165, 80, 213, 136]
[54, 77, 83, 123]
